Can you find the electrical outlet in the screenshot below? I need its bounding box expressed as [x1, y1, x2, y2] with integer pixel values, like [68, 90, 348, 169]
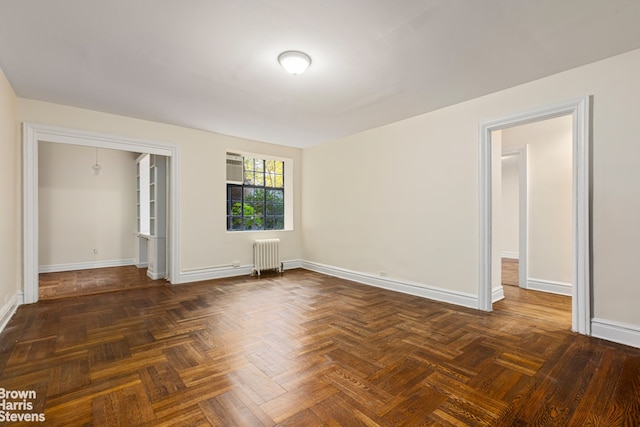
[380, 271, 388, 277]
[232, 261, 240, 267]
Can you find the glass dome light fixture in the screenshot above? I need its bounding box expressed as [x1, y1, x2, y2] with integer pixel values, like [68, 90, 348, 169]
[278, 50, 312, 75]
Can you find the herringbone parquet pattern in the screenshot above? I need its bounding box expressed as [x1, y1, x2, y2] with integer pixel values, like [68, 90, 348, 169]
[39, 266, 164, 300]
[501, 258, 519, 287]
[1, 269, 639, 425]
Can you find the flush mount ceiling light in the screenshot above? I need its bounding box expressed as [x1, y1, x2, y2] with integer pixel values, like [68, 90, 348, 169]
[278, 51, 311, 75]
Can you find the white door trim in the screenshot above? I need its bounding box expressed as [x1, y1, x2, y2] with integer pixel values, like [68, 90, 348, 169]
[478, 97, 591, 335]
[22, 122, 181, 304]
[501, 145, 528, 289]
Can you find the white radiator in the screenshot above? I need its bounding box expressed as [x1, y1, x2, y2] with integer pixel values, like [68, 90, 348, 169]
[253, 239, 283, 275]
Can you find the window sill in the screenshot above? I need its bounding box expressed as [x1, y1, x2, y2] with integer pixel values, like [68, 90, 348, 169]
[226, 228, 293, 234]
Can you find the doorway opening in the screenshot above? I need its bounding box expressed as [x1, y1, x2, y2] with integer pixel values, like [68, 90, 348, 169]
[23, 123, 180, 304]
[494, 116, 573, 328]
[478, 97, 591, 335]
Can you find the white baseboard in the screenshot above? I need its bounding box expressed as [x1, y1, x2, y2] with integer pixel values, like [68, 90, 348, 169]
[592, 318, 640, 349]
[492, 286, 505, 303]
[0, 291, 22, 333]
[177, 265, 254, 283]
[283, 259, 303, 270]
[147, 269, 167, 280]
[501, 251, 519, 259]
[176, 259, 479, 310]
[176, 259, 303, 284]
[39, 259, 136, 273]
[300, 261, 478, 309]
[527, 278, 572, 296]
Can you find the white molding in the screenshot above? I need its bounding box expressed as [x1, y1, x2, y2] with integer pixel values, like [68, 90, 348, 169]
[177, 265, 254, 283]
[572, 97, 592, 336]
[501, 251, 519, 259]
[478, 96, 591, 335]
[592, 318, 640, 349]
[0, 292, 21, 333]
[492, 286, 505, 302]
[23, 122, 175, 155]
[517, 145, 528, 289]
[283, 259, 303, 270]
[176, 259, 303, 284]
[22, 122, 181, 304]
[478, 117, 492, 311]
[23, 123, 38, 305]
[501, 147, 521, 157]
[147, 270, 166, 280]
[301, 261, 478, 309]
[39, 259, 136, 273]
[527, 278, 572, 296]
[500, 146, 528, 289]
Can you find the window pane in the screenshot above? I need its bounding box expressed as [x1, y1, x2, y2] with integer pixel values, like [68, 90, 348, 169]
[244, 157, 255, 172]
[265, 160, 274, 172]
[254, 171, 264, 186]
[267, 189, 284, 202]
[249, 202, 264, 216]
[246, 216, 264, 230]
[254, 159, 264, 173]
[229, 216, 243, 230]
[244, 171, 255, 185]
[230, 186, 242, 201]
[265, 217, 275, 229]
[244, 187, 255, 199]
[275, 161, 284, 175]
[275, 217, 284, 229]
[230, 202, 243, 216]
[266, 202, 284, 216]
[244, 187, 264, 201]
[274, 175, 284, 188]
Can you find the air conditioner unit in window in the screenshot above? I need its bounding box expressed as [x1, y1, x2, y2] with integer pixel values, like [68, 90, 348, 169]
[226, 152, 243, 184]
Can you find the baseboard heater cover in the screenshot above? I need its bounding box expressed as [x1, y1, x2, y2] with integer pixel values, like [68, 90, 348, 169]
[253, 239, 283, 276]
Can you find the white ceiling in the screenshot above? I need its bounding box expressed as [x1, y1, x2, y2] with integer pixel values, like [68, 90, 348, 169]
[1, 1, 640, 148]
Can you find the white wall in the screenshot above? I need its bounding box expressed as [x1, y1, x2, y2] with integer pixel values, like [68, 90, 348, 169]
[38, 142, 138, 269]
[302, 106, 482, 296]
[18, 99, 303, 280]
[500, 155, 519, 258]
[0, 67, 19, 322]
[302, 48, 640, 327]
[502, 116, 572, 285]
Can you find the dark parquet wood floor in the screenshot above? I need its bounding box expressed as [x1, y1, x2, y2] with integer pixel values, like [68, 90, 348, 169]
[39, 266, 166, 300]
[2, 268, 639, 425]
[501, 258, 519, 287]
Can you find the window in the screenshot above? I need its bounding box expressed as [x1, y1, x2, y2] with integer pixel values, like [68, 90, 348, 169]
[227, 156, 285, 231]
